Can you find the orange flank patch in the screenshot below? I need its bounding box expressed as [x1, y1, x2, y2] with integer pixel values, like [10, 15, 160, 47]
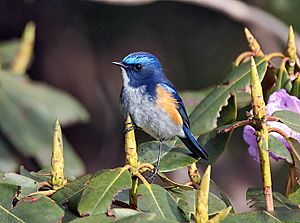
[156, 85, 183, 125]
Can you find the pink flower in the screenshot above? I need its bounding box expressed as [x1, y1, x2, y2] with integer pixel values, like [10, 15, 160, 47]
[243, 89, 300, 162]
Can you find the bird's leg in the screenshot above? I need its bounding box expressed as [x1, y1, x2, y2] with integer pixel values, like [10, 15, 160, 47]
[124, 122, 136, 134]
[147, 139, 163, 183]
[124, 121, 143, 135]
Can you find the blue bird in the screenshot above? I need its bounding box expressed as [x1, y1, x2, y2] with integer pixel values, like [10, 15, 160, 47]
[113, 52, 208, 179]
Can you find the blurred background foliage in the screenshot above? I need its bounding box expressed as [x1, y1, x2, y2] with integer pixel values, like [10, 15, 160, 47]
[0, 0, 300, 211]
[0, 22, 90, 177]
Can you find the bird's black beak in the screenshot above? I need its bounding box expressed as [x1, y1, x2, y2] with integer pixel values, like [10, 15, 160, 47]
[112, 61, 128, 68]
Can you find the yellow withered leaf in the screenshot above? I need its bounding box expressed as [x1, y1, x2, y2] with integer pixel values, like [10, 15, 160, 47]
[244, 27, 264, 57]
[250, 57, 273, 211]
[188, 162, 201, 185]
[207, 206, 232, 223]
[286, 26, 297, 64]
[195, 165, 211, 223]
[49, 119, 66, 190]
[250, 57, 266, 120]
[125, 115, 138, 167]
[11, 21, 36, 74]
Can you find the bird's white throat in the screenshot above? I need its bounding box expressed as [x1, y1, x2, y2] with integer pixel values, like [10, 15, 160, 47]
[120, 67, 130, 87]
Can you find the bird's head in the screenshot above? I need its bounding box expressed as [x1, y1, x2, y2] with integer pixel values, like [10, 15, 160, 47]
[113, 52, 166, 88]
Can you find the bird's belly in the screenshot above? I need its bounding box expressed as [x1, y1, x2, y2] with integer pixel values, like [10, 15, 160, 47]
[132, 103, 184, 139]
[122, 88, 184, 139]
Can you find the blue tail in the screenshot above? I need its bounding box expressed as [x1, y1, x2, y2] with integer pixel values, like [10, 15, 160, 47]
[180, 126, 208, 160]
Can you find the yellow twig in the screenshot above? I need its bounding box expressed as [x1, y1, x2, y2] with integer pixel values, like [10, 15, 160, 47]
[250, 57, 274, 211]
[264, 52, 285, 61]
[244, 27, 264, 57]
[286, 26, 297, 75]
[125, 115, 139, 167]
[11, 22, 35, 74]
[208, 206, 232, 223]
[188, 162, 201, 185]
[234, 51, 255, 66]
[195, 165, 211, 223]
[124, 115, 139, 208]
[49, 119, 67, 190]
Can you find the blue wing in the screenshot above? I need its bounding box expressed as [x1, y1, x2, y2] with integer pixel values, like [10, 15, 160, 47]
[159, 83, 208, 160]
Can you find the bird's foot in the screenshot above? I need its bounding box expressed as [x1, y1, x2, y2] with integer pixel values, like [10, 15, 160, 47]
[146, 165, 158, 183]
[124, 121, 143, 134]
[124, 124, 136, 134]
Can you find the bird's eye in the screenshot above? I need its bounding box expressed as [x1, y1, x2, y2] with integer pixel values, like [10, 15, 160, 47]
[134, 64, 142, 71]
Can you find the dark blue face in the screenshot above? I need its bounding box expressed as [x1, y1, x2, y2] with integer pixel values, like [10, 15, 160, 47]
[121, 52, 166, 87]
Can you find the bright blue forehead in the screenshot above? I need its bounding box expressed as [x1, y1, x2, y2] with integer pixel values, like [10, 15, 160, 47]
[122, 52, 161, 67]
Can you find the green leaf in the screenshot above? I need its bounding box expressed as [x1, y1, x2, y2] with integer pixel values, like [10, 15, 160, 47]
[19, 166, 50, 183]
[272, 67, 292, 93]
[268, 135, 293, 163]
[199, 94, 237, 164]
[68, 214, 114, 223]
[0, 70, 89, 176]
[61, 210, 79, 222]
[210, 179, 234, 211]
[179, 87, 214, 113]
[114, 213, 173, 223]
[0, 39, 20, 68]
[0, 134, 18, 172]
[287, 138, 300, 190]
[138, 140, 198, 173]
[189, 57, 267, 135]
[222, 211, 283, 223]
[288, 187, 300, 204]
[167, 187, 227, 219]
[138, 141, 174, 165]
[137, 184, 187, 222]
[157, 173, 193, 190]
[0, 195, 64, 223]
[112, 208, 140, 219]
[51, 174, 91, 212]
[291, 76, 300, 98]
[113, 189, 130, 205]
[246, 188, 298, 209]
[236, 92, 252, 109]
[273, 110, 300, 133]
[0, 183, 17, 209]
[159, 147, 196, 172]
[0, 173, 39, 198]
[78, 167, 131, 216]
[272, 209, 300, 222]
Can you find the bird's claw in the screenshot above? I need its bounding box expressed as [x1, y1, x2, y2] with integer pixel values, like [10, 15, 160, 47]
[124, 125, 135, 134]
[146, 165, 158, 183]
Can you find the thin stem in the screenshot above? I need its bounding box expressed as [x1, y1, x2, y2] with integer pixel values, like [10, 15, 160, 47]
[266, 116, 280, 122]
[218, 119, 251, 133]
[250, 57, 274, 212]
[264, 52, 285, 61]
[268, 127, 289, 140]
[258, 144, 274, 211]
[124, 115, 139, 207]
[134, 172, 151, 188]
[129, 176, 138, 208]
[234, 51, 255, 66]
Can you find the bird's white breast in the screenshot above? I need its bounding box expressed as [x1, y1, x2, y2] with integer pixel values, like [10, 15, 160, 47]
[120, 68, 185, 139]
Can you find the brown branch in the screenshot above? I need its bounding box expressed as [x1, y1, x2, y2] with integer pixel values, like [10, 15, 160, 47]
[217, 119, 251, 133]
[268, 127, 289, 140]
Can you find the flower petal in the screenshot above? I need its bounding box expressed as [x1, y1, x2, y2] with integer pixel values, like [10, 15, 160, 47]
[243, 125, 260, 162]
[266, 89, 300, 115]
